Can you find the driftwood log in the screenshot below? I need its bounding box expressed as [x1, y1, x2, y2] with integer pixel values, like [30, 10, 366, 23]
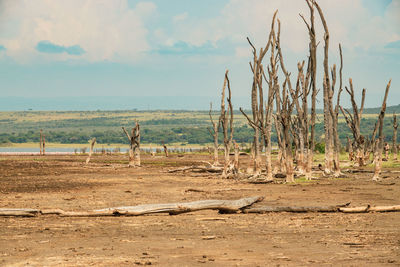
[244, 203, 350, 213]
[3, 199, 400, 217]
[0, 196, 263, 217]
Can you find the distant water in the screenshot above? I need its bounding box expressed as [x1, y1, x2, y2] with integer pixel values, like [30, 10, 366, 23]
[0, 147, 202, 153]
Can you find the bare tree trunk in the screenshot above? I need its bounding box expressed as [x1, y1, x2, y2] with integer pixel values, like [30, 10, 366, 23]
[162, 142, 168, 157]
[39, 129, 43, 155]
[42, 134, 45, 155]
[300, 0, 318, 180]
[393, 114, 398, 160]
[208, 102, 220, 166]
[86, 138, 96, 164]
[240, 11, 277, 178]
[372, 80, 391, 181]
[134, 122, 140, 166]
[220, 70, 234, 178]
[315, 1, 334, 175]
[347, 137, 354, 161]
[233, 141, 239, 174]
[123, 122, 141, 167]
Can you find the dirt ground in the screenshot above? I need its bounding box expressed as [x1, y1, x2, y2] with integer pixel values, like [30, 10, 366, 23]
[1, 153, 400, 266]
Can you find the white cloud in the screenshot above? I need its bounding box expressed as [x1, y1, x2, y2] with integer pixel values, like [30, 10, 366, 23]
[173, 12, 188, 23]
[165, 0, 399, 56]
[0, 0, 156, 63]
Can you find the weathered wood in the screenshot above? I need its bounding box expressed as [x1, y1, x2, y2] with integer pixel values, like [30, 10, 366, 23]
[208, 102, 220, 165]
[0, 208, 40, 217]
[393, 114, 398, 160]
[240, 11, 277, 178]
[219, 70, 234, 178]
[85, 137, 96, 164]
[122, 122, 140, 167]
[244, 203, 350, 213]
[373, 80, 391, 181]
[95, 196, 264, 216]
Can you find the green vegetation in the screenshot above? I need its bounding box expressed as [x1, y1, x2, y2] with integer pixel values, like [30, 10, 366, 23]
[0, 110, 399, 146]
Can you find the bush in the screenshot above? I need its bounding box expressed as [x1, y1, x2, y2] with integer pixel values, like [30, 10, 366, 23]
[314, 142, 325, 154]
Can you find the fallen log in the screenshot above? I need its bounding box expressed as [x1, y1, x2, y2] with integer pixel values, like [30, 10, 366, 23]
[95, 196, 264, 216]
[168, 165, 223, 173]
[0, 208, 40, 217]
[244, 203, 350, 213]
[3, 201, 400, 217]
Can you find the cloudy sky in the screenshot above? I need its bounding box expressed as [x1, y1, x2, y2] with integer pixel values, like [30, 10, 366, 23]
[0, 0, 398, 109]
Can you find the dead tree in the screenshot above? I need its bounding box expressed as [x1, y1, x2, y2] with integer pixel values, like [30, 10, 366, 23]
[85, 137, 97, 164]
[240, 11, 277, 180]
[276, 19, 299, 182]
[240, 11, 277, 177]
[329, 44, 344, 177]
[340, 81, 366, 166]
[208, 102, 220, 166]
[384, 142, 390, 161]
[276, 78, 297, 183]
[372, 80, 391, 181]
[219, 70, 234, 178]
[233, 140, 240, 174]
[39, 129, 43, 155]
[122, 121, 140, 167]
[300, 0, 318, 179]
[392, 114, 398, 160]
[162, 141, 168, 157]
[347, 137, 354, 161]
[315, 0, 335, 174]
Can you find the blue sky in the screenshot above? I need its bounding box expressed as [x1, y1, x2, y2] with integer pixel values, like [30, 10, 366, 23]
[0, 0, 398, 110]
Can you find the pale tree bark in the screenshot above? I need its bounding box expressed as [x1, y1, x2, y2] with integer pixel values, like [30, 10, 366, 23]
[39, 129, 43, 155]
[122, 121, 140, 167]
[240, 11, 277, 177]
[347, 137, 354, 161]
[315, 0, 334, 175]
[276, 19, 299, 182]
[219, 70, 234, 178]
[233, 140, 240, 175]
[42, 134, 45, 155]
[384, 143, 390, 161]
[392, 114, 398, 160]
[372, 80, 391, 181]
[86, 137, 97, 164]
[300, 0, 318, 180]
[162, 142, 168, 157]
[330, 44, 344, 177]
[208, 102, 220, 166]
[340, 81, 366, 167]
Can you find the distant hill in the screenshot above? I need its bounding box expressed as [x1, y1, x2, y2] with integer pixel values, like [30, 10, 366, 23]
[315, 104, 400, 115]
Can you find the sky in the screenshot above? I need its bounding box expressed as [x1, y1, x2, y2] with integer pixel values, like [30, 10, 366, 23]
[0, 0, 399, 110]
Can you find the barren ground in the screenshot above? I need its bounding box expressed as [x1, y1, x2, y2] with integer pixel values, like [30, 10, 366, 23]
[1, 153, 400, 266]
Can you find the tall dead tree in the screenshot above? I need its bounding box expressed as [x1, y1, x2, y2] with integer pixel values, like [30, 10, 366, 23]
[300, 0, 318, 179]
[277, 19, 299, 182]
[162, 141, 168, 157]
[85, 137, 96, 164]
[122, 121, 140, 167]
[39, 129, 43, 155]
[340, 81, 366, 166]
[329, 44, 344, 177]
[372, 80, 391, 181]
[392, 114, 398, 160]
[315, 1, 335, 174]
[208, 102, 220, 166]
[240, 11, 277, 177]
[219, 70, 234, 178]
[240, 11, 277, 179]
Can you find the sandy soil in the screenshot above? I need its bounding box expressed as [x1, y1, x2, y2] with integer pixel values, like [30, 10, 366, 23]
[1, 153, 400, 266]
